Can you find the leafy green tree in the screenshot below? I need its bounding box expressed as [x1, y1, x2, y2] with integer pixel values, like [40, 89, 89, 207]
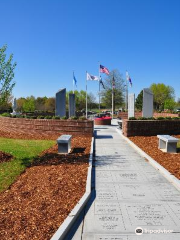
[23, 96, 35, 112]
[45, 97, 55, 111]
[0, 45, 16, 105]
[135, 90, 143, 110]
[164, 99, 176, 111]
[150, 83, 175, 110]
[101, 69, 125, 110]
[16, 97, 26, 112]
[35, 97, 47, 111]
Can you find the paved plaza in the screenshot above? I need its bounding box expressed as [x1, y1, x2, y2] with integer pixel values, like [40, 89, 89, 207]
[68, 124, 180, 240]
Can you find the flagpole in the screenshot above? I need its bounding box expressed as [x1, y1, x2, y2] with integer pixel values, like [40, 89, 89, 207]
[98, 62, 100, 114]
[125, 71, 128, 111]
[86, 71, 88, 119]
[73, 71, 74, 94]
[112, 73, 114, 119]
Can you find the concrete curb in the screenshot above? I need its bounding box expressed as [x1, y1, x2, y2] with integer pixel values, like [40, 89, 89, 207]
[116, 128, 180, 191]
[50, 137, 94, 240]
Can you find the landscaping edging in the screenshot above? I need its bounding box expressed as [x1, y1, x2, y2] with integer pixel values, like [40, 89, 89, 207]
[122, 119, 180, 137]
[116, 128, 180, 191]
[50, 137, 94, 240]
[0, 117, 94, 137]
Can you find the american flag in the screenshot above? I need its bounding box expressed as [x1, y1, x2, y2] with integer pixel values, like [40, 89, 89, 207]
[100, 64, 110, 75]
[126, 71, 132, 87]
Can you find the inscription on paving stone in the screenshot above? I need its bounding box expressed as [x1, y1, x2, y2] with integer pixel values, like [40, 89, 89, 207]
[155, 183, 180, 200]
[95, 202, 121, 215]
[125, 203, 175, 226]
[168, 202, 180, 219]
[96, 171, 113, 182]
[145, 172, 167, 182]
[95, 235, 128, 240]
[113, 171, 145, 182]
[116, 184, 158, 200]
[93, 215, 125, 231]
[142, 88, 153, 117]
[96, 191, 118, 201]
[128, 93, 135, 118]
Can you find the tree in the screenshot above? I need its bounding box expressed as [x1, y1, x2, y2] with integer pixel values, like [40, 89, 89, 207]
[150, 83, 175, 110]
[164, 99, 176, 111]
[16, 97, 26, 112]
[101, 69, 125, 110]
[87, 92, 97, 110]
[135, 90, 143, 111]
[23, 96, 35, 112]
[35, 97, 47, 111]
[45, 97, 55, 111]
[0, 45, 16, 105]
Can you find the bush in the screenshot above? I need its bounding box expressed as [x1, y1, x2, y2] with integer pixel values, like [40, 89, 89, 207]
[138, 117, 148, 120]
[79, 116, 87, 120]
[44, 116, 52, 119]
[147, 117, 155, 120]
[156, 117, 165, 120]
[37, 116, 45, 119]
[1, 112, 11, 117]
[165, 117, 172, 120]
[129, 117, 137, 120]
[52, 116, 61, 119]
[61, 116, 67, 120]
[69, 116, 78, 120]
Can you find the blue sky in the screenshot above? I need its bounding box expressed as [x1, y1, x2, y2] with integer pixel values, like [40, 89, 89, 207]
[1, 0, 180, 100]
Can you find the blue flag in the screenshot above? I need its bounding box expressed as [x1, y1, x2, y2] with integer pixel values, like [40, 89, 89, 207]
[73, 72, 77, 87]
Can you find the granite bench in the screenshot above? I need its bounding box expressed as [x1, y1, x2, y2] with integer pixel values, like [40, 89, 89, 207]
[57, 135, 72, 154]
[157, 135, 179, 153]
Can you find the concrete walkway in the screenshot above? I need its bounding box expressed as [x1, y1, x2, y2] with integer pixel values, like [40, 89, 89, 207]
[70, 124, 180, 240]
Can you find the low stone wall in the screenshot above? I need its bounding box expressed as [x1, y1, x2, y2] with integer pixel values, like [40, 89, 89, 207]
[118, 112, 179, 119]
[122, 120, 180, 137]
[0, 117, 94, 139]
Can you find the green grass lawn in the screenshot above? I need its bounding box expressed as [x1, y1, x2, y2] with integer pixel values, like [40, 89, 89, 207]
[0, 138, 55, 192]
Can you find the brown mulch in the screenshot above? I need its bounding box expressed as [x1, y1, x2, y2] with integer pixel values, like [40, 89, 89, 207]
[129, 135, 180, 179]
[0, 130, 60, 140]
[0, 136, 91, 240]
[0, 151, 13, 163]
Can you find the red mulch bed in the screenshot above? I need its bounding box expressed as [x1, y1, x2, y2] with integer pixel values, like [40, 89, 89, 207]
[0, 136, 91, 240]
[129, 135, 180, 179]
[0, 151, 13, 163]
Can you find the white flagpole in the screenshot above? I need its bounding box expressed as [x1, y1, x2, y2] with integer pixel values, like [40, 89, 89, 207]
[112, 73, 114, 119]
[73, 71, 74, 94]
[86, 71, 88, 119]
[125, 71, 128, 111]
[98, 61, 100, 114]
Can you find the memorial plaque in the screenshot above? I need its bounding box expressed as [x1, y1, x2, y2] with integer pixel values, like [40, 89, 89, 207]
[96, 190, 118, 201]
[125, 203, 175, 226]
[112, 171, 145, 182]
[168, 202, 180, 220]
[128, 93, 135, 118]
[96, 171, 113, 182]
[94, 235, 128, 240]
[95, 202, 121, 215]
[69, 93, 76, 117]
[154, 183, 180, 201]
[145, 171, 167, 182]
[116, 184, 158, 200]
[83, 215, 125, 233]
[55, 88, 66, 117]
[142, 88, 153, 117]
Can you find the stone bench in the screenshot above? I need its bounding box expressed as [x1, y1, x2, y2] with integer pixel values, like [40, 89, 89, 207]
[57, 135, 72, 154]
[157, 135, 179, 153]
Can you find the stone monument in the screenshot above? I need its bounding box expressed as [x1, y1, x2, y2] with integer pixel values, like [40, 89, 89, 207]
[12, 98, 17, 115]
[55, 88, 66, 117]
[69, 93, 76, 117]
[142, 88, 153, 117]
[128, 93, 135, 118]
